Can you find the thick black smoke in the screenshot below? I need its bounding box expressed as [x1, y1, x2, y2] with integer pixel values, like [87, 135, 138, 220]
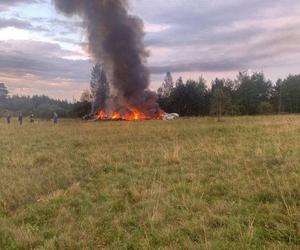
[53, 0, 160, 115]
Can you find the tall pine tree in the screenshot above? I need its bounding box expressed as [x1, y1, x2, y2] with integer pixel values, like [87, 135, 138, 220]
[159, 72, 174, 97]
[0, 83, 8, 101]
[90, 64, 110, 113]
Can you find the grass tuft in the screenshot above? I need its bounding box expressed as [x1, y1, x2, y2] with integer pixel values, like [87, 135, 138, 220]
[0, 116, 300, 249]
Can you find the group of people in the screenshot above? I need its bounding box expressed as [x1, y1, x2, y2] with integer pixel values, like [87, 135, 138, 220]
[5, 112, 59, 125]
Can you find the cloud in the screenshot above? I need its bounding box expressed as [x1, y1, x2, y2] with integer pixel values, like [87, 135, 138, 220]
[1, 0, 300, 98]
[0, 0, 44, 11]
[0, 40, 91, 80]
[0, 18, 32, 30]
[0, 40, 92, 99]
[141, 0, 300, 48]
[136, 0, 300, 76]
[148, 23, 300, 75]
[0, 18, 50, 32]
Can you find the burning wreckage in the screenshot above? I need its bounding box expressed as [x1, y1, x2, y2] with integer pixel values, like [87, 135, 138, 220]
[92, 110, 179, 121]
[54, 0, 179, 121]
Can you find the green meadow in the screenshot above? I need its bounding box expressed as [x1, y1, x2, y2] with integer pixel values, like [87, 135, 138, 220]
[0, 116, 300, 249]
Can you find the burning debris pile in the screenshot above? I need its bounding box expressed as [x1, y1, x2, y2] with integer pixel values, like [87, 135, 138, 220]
[97, 109, 165, 121]
[54, 0, 167, 121]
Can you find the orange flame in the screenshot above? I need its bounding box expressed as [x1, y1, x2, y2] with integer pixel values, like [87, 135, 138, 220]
[98, 110, 107, 119]
[111, 112, 121, 120]
[97, 109, 165, 121]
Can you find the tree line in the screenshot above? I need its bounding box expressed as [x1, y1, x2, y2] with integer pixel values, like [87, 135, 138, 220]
[1, 69, 300, 119]
[0, 64, 109, 119]
[0, 84, 75, 118]
[157, 71, 300, 119]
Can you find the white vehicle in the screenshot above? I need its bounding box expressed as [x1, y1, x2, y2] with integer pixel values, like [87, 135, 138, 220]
[163, 113, 180, 120]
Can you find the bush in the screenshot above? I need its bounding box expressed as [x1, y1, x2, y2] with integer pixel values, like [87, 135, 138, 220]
[257, 102, 273, 115]
[70, 101, 91, 118]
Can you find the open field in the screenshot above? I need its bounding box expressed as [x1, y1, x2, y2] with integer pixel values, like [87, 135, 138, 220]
[0, 116, 300, 249]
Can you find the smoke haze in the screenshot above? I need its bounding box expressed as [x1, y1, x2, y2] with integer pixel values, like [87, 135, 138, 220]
[53, 0, 160, 115]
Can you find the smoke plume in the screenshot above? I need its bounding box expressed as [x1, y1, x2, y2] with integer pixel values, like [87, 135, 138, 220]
[53, 0, 160, 115]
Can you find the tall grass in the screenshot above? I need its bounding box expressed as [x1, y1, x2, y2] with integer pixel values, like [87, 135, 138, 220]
[0, 116, 300, 249]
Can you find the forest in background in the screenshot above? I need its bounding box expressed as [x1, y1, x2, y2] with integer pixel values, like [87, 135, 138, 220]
[1, 67, 300, 119]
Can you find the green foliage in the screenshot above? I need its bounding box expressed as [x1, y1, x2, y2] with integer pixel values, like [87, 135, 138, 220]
[0, 83, 8, 101]
[0, 116, 300, 249]
[159, 77, 209, 116]
[280, 75, 300, 113]
[158, 71, 300, 116]
[0, 95, 73, 118]
[70, 101, 91, 118]
[210, 78, 233, 120]
[90, 64, 110, 113]
[257, 101, 273, 115]
[158, 72, 174, 98]
[236, 72, 272, 115]
[175, 76, 184, 87]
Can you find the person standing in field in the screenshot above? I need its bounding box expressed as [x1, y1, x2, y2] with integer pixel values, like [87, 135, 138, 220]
[6, 114, 11, 124]
[29, 113, 34, 123]
[53, 112, 58, 124]
[18, 112, 23, 125]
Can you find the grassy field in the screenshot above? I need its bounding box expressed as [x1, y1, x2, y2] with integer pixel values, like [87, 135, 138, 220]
[0, 116, 300, 249]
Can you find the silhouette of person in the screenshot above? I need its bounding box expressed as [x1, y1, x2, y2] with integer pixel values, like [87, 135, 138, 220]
[18, 112, 23, 125]
[30, 114, 34, 123]
[53, 112, 58, 124]
[6, 114, 11, 124]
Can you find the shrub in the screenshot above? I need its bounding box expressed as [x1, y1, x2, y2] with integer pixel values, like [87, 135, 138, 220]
[257, 101, 273, 115]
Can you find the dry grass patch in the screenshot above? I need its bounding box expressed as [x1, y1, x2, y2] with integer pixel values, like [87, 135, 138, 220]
[0, 116, 300, 249]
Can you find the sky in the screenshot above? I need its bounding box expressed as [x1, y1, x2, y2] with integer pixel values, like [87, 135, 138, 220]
[0, 0, 300, 100]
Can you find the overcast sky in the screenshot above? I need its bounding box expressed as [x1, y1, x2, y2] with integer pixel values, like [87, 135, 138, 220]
[0, 0, 300, 100]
